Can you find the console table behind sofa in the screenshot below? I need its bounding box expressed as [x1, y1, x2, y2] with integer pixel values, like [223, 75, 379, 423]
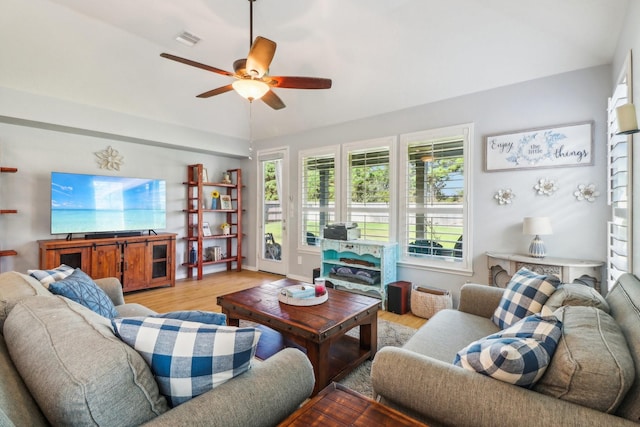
[486, 252, 604, 294]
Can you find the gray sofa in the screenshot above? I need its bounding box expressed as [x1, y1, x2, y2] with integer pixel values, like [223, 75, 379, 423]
[371, 273, 640, 426]
[0, 271, 315, 427]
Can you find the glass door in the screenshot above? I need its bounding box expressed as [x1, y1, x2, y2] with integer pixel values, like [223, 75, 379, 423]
[257, 149, 288, 275]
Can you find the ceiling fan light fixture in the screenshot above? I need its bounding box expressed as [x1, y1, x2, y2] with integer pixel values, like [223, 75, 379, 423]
[232, 78, 270, 101]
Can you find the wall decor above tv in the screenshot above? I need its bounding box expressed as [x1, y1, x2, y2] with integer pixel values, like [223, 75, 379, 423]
[50, 172, 166, 236]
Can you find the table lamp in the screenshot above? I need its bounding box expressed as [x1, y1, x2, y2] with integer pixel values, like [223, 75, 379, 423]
[616, 103, 639, 135]
[522, 217, 552, 258]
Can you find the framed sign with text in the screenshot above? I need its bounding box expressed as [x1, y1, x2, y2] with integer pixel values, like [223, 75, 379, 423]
[484, 121, 593, 171]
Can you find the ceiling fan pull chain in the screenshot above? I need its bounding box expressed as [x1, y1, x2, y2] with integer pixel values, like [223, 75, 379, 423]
[248, 103, 254, 160]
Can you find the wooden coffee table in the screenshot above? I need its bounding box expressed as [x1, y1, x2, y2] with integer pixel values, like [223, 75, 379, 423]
[278, 382, 428, 426]
[217, 278, 381, 395]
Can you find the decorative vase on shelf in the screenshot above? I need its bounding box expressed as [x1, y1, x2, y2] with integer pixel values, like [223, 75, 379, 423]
[222, 172, 231, 184]
[222, 226, 230, 235]
[211, 198, 218, 210]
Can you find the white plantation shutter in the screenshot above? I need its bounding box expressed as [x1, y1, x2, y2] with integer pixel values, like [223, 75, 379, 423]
[399, 124, 472, 272]
[300, 148, 339, 247]
[607, 59, 633, 290]
[344, 138, 395, 242]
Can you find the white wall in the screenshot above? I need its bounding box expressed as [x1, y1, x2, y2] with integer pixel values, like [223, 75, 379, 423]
[252, 65, 611, 301]
[0, 87, 250, 158]
[612, 1, 640, 275]
[0, 64, 614, 301]
[0, 123, 247, 277]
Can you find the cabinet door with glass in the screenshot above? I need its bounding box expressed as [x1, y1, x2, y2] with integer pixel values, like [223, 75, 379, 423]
[148, 238, 175, 287]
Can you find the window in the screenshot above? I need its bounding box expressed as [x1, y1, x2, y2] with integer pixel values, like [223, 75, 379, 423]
[343, 137, 396, 241]
[607, 52, 633, 290]
[299, 147, 339, 248]
[399, 124, 473, 272]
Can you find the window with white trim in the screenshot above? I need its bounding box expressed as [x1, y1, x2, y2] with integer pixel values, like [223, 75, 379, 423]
[399, 124, 472, 272]
[607, 52, 633, 289]
[299, 147, 339, 248]
[343, 137, 395, 242]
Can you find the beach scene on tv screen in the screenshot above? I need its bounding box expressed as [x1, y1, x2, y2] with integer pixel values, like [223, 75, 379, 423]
[51, 173, 166, 234]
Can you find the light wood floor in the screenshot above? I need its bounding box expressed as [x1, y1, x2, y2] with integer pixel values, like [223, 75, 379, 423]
[124, 270, 427, 329]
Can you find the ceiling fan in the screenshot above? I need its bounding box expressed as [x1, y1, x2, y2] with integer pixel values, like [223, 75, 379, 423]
[160, 0, 331, 110]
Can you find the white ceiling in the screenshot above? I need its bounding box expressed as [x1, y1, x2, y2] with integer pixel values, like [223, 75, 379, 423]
[0, 0, 629, 142]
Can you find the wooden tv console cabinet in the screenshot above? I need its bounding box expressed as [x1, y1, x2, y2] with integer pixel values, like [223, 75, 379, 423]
[38, 233, 176, 292]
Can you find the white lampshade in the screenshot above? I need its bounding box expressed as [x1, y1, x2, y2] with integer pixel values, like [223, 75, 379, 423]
[232, 79, 270, 101]
[522, 217, 553, 236]
[616, 103, 639, 135]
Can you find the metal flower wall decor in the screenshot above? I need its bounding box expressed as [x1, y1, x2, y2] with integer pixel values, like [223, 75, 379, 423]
[533, 178, 558, 196]
[95, 146, 124, 171]
[494, 188, 515, 205]
[574, 183, 600, 202]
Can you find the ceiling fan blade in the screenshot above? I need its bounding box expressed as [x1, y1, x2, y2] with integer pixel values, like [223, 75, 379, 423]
[269, 76, 332, 89]
[261, 90, 286, 110]
[245, 36, 276, 78]
[160, 53, 235, 77]
[196, 84, 234, 98]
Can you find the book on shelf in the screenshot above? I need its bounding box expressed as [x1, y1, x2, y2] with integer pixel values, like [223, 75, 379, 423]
[205, 246, 222, 261]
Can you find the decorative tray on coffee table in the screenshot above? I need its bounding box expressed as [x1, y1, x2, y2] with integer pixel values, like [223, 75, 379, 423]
[278, 285, 328, 306]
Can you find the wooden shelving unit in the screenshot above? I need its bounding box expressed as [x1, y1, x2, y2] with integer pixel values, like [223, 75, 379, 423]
[183, 164, 243, 280]
[0, 167, 18, 269]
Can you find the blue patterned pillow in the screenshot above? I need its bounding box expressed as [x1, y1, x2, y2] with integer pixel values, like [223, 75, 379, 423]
[28, 264, 75, 287]
[150, 310, 227, 325]
[454, 314, 562, 387]
[112, 317, 260, 407]
[492, 268, 560, 329]
[48, 269, 119, 319]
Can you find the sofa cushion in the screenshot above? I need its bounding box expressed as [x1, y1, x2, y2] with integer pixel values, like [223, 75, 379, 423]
[404, 309, 500, 363]
[49, 268, 119, 319]
[492, 267, 560, 329]
[534, 306, 635, 413]
[541, 282, 609, 316]
[3, 296, 168, 426]
[454, 314, 562, 387]
[0, 335, 48, 426]
[0, 271, 50, 331]
[112, 316, 260, 407]
[606, 273, 640, 421]
[116, 302, 157, 318]
[27, 264, 74, 287]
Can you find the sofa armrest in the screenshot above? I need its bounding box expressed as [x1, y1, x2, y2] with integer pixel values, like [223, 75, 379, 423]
[143, 348, 315, 427]
[457, 283, 504, 318]
[371, 347, 635, 427]
[93, 277, 125, 306]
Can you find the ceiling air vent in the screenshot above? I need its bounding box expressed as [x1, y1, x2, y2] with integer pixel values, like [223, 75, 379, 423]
[175, 31, 201, 47]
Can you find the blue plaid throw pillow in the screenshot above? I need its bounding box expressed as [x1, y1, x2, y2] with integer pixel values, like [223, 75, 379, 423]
[454, 314, 562, 387]
[49, 269, 119, 319]
[492, 268, 560, 329]
[112, 317, 260, 407]
[28, 264, 75, 286]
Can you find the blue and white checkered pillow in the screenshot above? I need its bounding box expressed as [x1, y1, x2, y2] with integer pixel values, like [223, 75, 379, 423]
[112, 317, 260, 407]
[28, 264, 75, 287]
[492, 268, 560, 329]
[454, 314, 562, 387]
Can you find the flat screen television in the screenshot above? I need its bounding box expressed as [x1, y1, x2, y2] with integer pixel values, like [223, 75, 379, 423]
[51, 172, 166, 236]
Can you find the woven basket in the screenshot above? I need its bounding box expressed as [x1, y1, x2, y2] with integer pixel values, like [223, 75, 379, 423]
[411, 287, 453, 319]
